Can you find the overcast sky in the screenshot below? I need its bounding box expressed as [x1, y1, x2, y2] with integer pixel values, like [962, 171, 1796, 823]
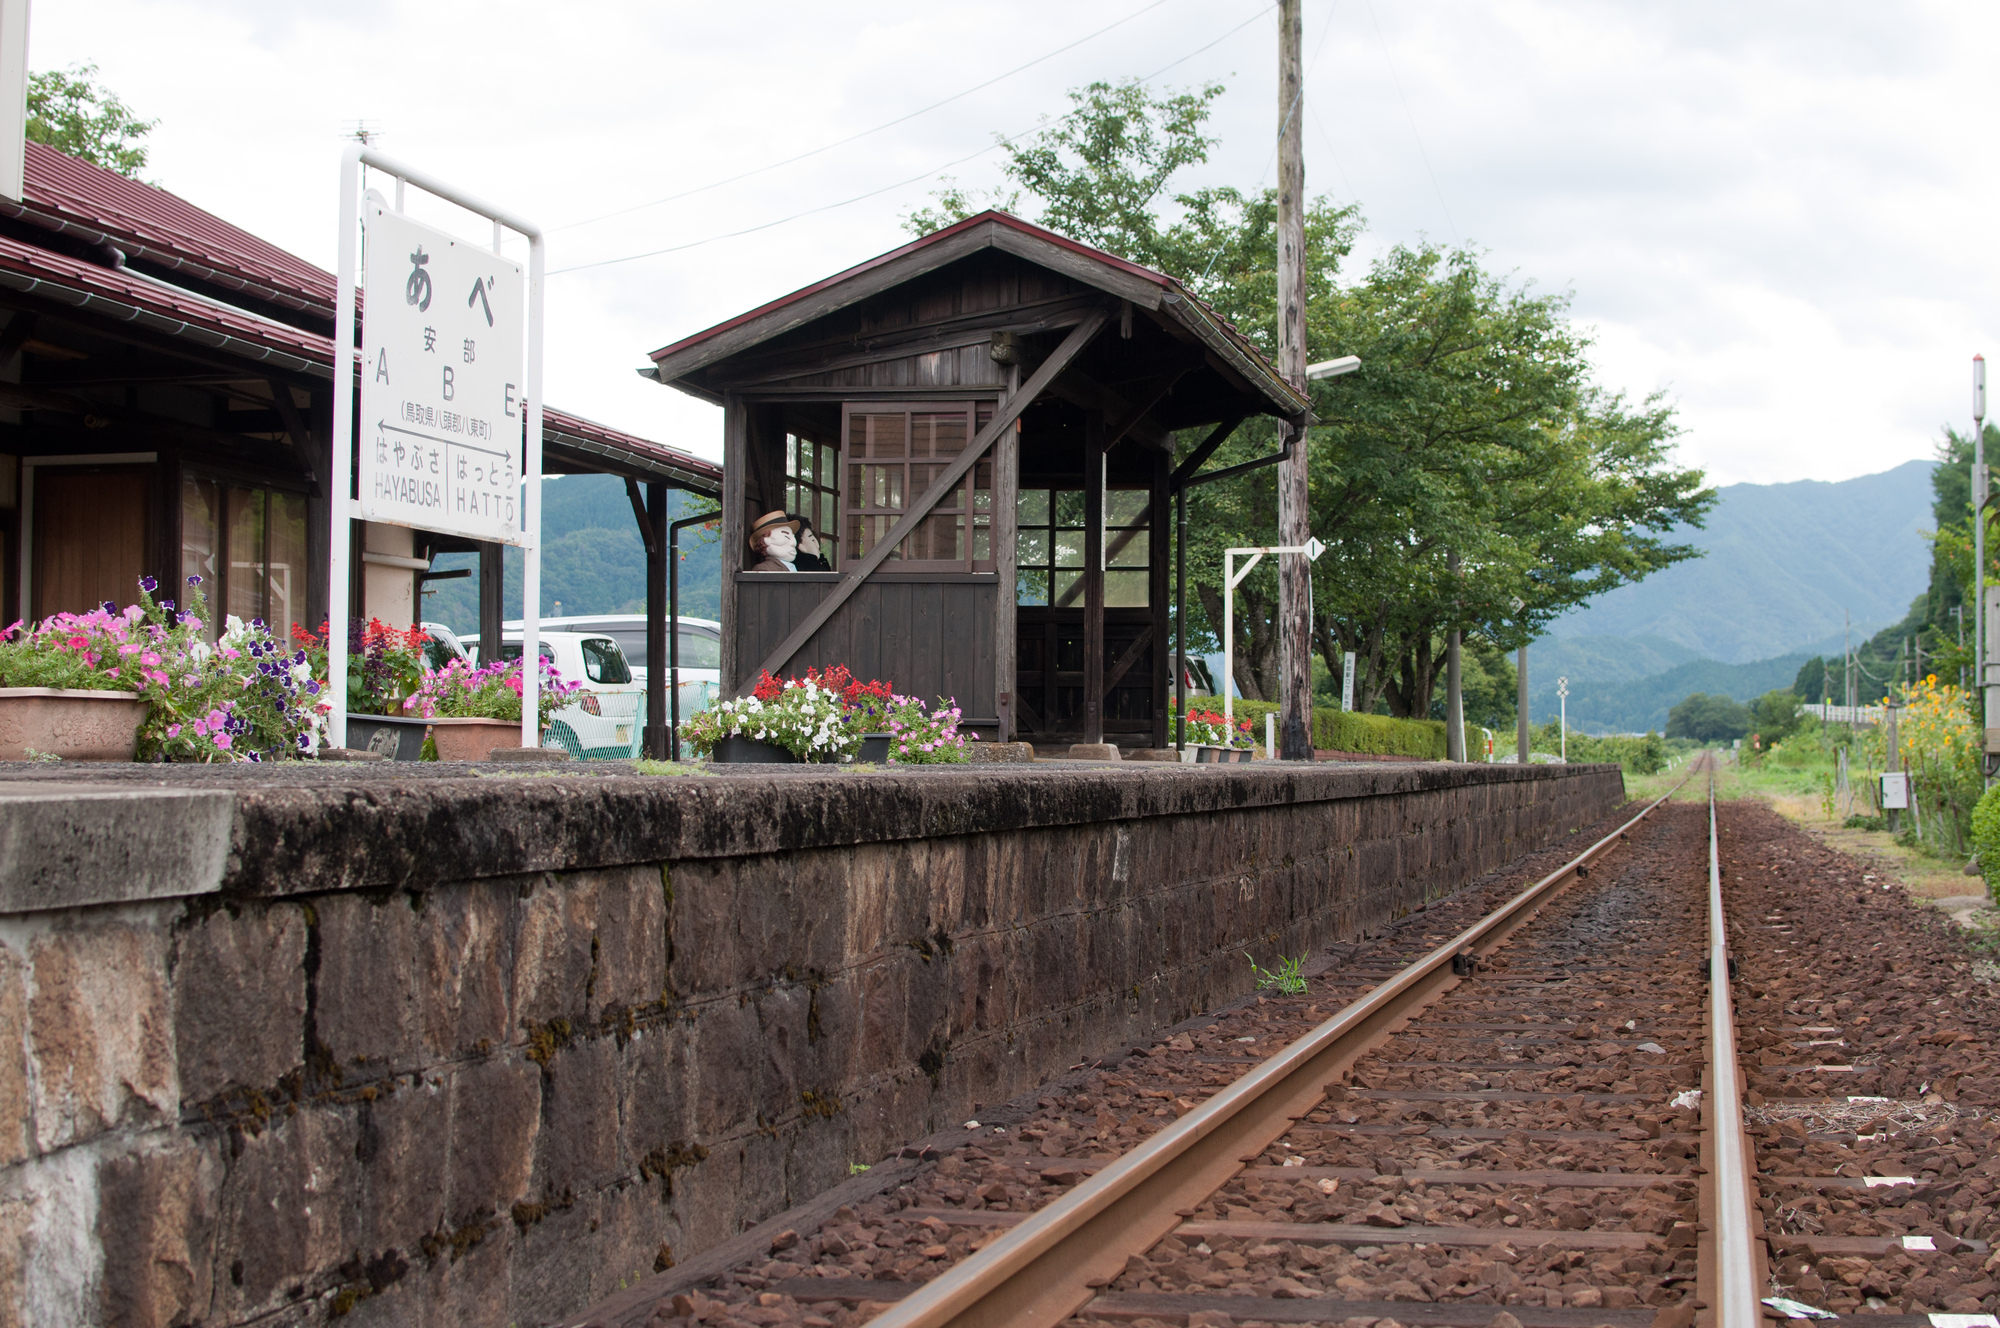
[30, 0, 1996, 487]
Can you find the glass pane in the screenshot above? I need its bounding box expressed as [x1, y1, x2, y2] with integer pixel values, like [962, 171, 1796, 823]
[864, 465, 904, 510]
[1104, 569, 1150, 607]
[847, 413, 867, 453]
[1017, 529, 1050, 569]
[180, 476, 220, 598]
[1054, 490, 1086, 526]
[1054, 531, 1085, 568]
[674, 628, 722, 669]
[785, 437, 800, 479]
[918, 413, 966, 459]
[581, 637, 632, 685]
[1017, 489, 1049, 526]
[225, 486, 267, 625]
[268, 491, 309, 642]
[908, 513, 963, 562]
[1106, 490, 1150, 526]
[972, 515, 990, 563]
[1052, 569, 1084, 608]
[867, 414, 905, 459]
[1106, 529, 1149, 569]
[1016, 568, 1049, 607]
[971, 460, 991, 512]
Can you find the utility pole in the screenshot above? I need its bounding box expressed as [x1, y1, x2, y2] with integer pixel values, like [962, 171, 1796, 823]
[1975, 354, 1986, 722]
[1274, 0, 1313, 761]
[1517, 643, 1530, 763]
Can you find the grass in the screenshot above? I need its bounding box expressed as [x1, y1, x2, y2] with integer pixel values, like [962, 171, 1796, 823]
[1246, 952, 1308, 995]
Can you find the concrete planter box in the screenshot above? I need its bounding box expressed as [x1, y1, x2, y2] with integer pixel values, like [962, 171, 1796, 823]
[0, 687, 147, 760]
[428, 717, 526, 761]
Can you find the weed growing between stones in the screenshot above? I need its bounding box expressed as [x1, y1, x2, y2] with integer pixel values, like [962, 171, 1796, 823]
[1245, 950, 1308, 994]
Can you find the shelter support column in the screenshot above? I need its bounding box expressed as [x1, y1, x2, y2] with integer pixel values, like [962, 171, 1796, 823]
[479, 542, 504, 665]
[993, 367, 1020, 741]
[720, 394, 746, 694]
[1084, 412, 1105, 745]
[645, 482, 668, 758]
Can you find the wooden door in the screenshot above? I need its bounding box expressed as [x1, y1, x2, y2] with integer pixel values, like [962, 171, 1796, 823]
[32, 467, 151, 619]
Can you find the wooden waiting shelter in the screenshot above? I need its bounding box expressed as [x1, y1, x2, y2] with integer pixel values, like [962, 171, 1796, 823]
[643, 211, 1309, 748]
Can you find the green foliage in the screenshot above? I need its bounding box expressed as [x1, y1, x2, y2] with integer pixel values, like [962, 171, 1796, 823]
[1972, 784, 2000, 898]
[1181, 697, 1446, 759]
[1531, 721, 1668, 775]
[1748, 689, 1803, 744]
[1792, 657, 1826, 703]
[1666, 692, 1751, 742]
[912, 79, 1710, 715]
[1245, 951, 1307, 995]
[26, 64, 156, 179]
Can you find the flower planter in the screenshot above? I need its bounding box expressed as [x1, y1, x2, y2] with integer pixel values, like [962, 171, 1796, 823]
[345, 714, 429, 761]
[428, 717, 527, 761]
[711, 734, 798, 763]
[855, 732, 894, 763]
[1192, 744, 1224, 763]
[0, 687, 146, 760]
[1229, 746, 1256, 763]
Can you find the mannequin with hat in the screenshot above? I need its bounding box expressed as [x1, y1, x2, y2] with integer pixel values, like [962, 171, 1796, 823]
[747, 511, 803, 571]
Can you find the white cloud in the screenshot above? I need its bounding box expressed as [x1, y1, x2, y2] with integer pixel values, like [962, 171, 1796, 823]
[30, 0, 1996, 483]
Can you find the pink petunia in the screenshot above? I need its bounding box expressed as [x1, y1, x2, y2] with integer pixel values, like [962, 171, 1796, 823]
[214, 734, 232, 750]
[166, 724, 181, 738]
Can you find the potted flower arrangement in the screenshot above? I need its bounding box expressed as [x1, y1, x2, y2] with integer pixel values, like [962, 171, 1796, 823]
[0, 575, 324, 761]
[290, 619, 431, 758]
[1183, 708, 1252, 763]
[678, 664, 974, 764]
[398, 656, 580, 760]
[679, 668, 857, 762]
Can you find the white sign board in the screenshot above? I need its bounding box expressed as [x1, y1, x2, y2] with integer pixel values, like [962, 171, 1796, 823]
[1880, 771, 1910, 810]
[359, 203, 526, 544]
[1341, 654, 1355, 713]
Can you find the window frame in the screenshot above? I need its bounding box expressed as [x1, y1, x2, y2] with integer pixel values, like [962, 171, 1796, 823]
[840, 400, 995, 574]
[783, 430, 840, 568]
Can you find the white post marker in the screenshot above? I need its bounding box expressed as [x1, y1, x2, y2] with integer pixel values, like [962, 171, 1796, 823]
[329, 146, 545, 752]
[1557, 675, 1568, 762]
[1265, 711, 1276, 761]
[1340, 652, 1355, 713]
[1224, 539, 1325, 745]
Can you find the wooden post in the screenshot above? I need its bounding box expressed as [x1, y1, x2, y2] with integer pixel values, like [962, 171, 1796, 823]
[1150, 446, 1170, 750]
[644, 481, 668, 758]
[478, 541, 503, 665]
[1275, 0, 1313, 762]
[719, 393, 746, 694]
[992, 362, 1021, 740]
[1446, 548, 1464, 761]
[1084, 412, 1105, 745]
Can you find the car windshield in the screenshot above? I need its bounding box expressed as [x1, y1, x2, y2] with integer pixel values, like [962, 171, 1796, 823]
[672, 628, 721, 670]
[580, 637, 632, 685]
[422, 633, 461, 672]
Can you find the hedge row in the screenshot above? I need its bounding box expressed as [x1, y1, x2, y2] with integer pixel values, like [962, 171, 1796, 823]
[1174, 698, 1448, 760]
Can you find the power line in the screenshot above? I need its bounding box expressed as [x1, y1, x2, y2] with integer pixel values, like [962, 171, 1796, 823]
[1362, 0, 1458, 244]
[550, 3, 1276, 277]
[547, 0, 1175, 236]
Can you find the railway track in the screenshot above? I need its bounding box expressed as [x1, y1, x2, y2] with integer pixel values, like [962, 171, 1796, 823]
[628, 757, 2000, 1328]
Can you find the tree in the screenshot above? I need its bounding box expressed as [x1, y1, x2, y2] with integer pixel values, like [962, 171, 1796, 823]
[26, 64, 156, 179]
[909, 80, 1710, 711]
[1749, 689, 1802, 743]
[1666, 692, 1751, 742]
[1792, 656, 1826, 703]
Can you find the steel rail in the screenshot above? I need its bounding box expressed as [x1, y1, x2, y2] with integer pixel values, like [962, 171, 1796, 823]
[1698, 758, 1767, 1328]
[869, 769, 1698, 1328]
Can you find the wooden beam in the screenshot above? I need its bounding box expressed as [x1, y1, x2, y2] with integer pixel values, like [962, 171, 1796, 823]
[992, 362, 1021, 740]
[1102, 625, 1153, 695]
[1083, 411, 1105, 743]
[264, 378, 320, 486]
[624, 477, 658, 556]
[1169, 414, 1249, 490]
[1045, 368, 1184, 451]
[719, 395, 747, 692]
[739, 306, 1111, 692]
[715, 296, 1101, 388]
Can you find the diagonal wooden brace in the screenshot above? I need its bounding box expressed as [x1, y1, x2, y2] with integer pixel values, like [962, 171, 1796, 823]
[739, 306, 1113, 692]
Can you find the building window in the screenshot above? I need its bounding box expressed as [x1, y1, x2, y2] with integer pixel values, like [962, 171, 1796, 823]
[842, 402, 993, 571]
[181, 476, 310, 641]
[783, 432, 838, 566]
[1015, 487, 1150, 607]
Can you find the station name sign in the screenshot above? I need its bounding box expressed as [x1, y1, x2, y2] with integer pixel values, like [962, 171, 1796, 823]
[358, 204, 527, 545]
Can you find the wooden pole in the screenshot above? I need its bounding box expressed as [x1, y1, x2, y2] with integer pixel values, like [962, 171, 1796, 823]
[1446, 549, 1464, 761]
[1275, 0, 1313, 761]
[1084, 412, 1106, 745]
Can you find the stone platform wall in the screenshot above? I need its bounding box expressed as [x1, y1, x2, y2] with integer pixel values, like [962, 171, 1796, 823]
[0, 760, 1623, 1327]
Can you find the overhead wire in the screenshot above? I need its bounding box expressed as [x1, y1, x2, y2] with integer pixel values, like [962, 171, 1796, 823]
[1362, 0, 1459, 243]
[548, 0, 1175, 236]
[549, 2, 1276, 277]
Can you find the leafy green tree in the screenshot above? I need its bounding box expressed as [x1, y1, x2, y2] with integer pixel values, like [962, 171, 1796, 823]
[1666, 692, 1751, 742]
[909, 79, 1709, 710]
[1793, 656, 1826, 703]
[1748, 688, 1802, 743]
[26, 64, 156, 179]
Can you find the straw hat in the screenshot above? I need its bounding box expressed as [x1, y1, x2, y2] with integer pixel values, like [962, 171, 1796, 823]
[747, 510, 801, 551]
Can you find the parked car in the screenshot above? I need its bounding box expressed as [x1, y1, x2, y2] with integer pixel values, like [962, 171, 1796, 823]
[529, 613, 722, 722]
[420, 621, 472, 670]
[498, 628, 644, 758]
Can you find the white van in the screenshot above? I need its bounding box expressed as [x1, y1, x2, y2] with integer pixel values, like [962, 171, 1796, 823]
[532, 613, 722, 722]
[498, 627, 644, 757]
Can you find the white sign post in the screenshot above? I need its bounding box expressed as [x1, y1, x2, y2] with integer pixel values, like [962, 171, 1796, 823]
[330, 145, 544, 753]
[1340, 653, 1355, 713]
[1556, 675, 1569, 762]
[1223, 539, 1325, 743]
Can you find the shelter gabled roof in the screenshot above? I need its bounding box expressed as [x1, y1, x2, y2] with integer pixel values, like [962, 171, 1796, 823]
[645, 210, 1309, 422]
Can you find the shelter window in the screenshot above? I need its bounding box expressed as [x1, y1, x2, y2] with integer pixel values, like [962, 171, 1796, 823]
[180, 476, 310, 642]
[842, 402, 993, 572]
[783, 432, 839, 564]
[1015, 487, 1150, 607]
